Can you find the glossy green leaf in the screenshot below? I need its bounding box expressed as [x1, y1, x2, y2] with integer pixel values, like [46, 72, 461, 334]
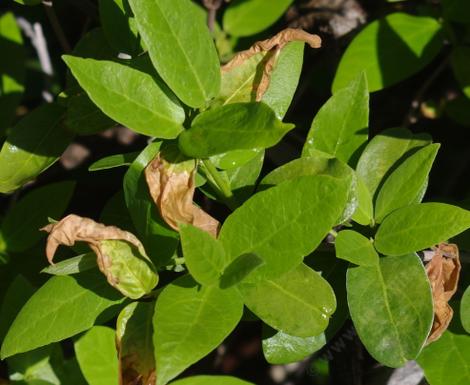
[335, 230, 378, 266]
[375, 143, 439, 222]
[179, 102, 294, 158]
[347, 253, 433, 367]
[116, 302, 155, 383]
[154, 275, 243, 385]
[375, 203, 470, 255]
[98, 0, 140, 56]
[461, 286, 470, 334]
[41, 253, 97, 276]
[63, 56, 184, 138]
[0, 181, 75, 252]
[333, 13, 443, 92]
[356, 127, 432, 199]
[0, 103, 73, 194]
[303, 72, 369, 166]
[170, 376, 254, 385]
[417, 331, 470, 385]
[0, 12, 25, 133]
[179, 224, 226, 286]
[223, 0, 294, 37]
[128, 0, 221, 107]
[452, 46, 470, 99]
[442, 0, 470, 23]
[75, 326, 119, 385]
[211, 149, 261, 170]
[123, 142, 179, 267]
[0, 270, 125, 359]
[262, 326, 326, 365]
[220, 175, 350, 278]
[351, 176, 374, 225]
[89, 152, 139, 171]
[240, 263, 336, 337]
[219, 253, 264, 289]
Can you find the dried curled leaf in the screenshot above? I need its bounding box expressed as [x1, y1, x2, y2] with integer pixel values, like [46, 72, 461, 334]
[144, 153, 219, 237]
[42, 214, 158, 299]
[424, 242, 461, 343]
[222, 28, 321, 100]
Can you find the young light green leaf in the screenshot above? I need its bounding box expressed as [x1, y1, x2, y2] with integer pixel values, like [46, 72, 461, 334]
[89, 152, 139, 171]
[220, 175, 350, 278]
[351, 176, 374, 225]
[179, 224, 226, 286]
[63, 56, 185, 138]
[154, 275, 243, 385]
[41, 253, 97, 276]
[116, 302, 155, 385]
[75, 326, 119, 385]
[303, 72, 369, 166]
[347, 253, 433, 367]
[178, 102, 294, 158]
[0, 103, 73, 194]
[240, 263, 336, 337]
[461, 286, 470, 334]
[375, 203, 470, 256]
[335, 230, 378, 266]
[262, 326, 326, 365]
[0, 12, 25, 134]
[223, 0, 294, 37]
[0, 270, 125, 359]
[0, 181, 75, 253]
[128, 0, 221, 107]
[451, 46, 470, 99]
[333, 13, 443, 92]
[219, 253, 264, 289]
[375, 143, 439, 222]
[417, 331, 470, 385]
[124, 142, 179, 267]
[170, 376, 255, 385]
[356, 127, 432, 198]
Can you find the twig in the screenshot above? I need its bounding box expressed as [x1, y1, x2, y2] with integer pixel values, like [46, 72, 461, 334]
[203, 0, 223, 32]
[16, 17, 54, 102]
[43, 0, 71, 53]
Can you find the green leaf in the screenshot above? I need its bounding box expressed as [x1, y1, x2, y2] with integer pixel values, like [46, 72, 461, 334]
[128, 0, 221, 108]
[0, 181, 75, 252]
[442, 0, 470, 24]
[262, 326, 326, 365]
[417, 331, 470, 385]
[179, 224, 226, 286]
[154, 275, 243, 385]
[461, 286, 470, 334]
[179, 102, 294, 158]
[63, 56, 185, 138]
[375, 203, 470, 255]
[75, 326, 119, 385]
[0, 270, 125, 359]
[98, 0, 140, 56]
[211, 149, 261, 170]
[220, 175, 350, 278]
[41, 253, 97, 276]
[0, 12, 25, 134]
[0, 103, 73, 194]
[452, 46, 470, 99]
[13, 0, 42, 5]
[303, 72, 369, 166]
[374, 143, 439, 222]
[332, 13, 443, 92]
[446, 95, 470, 126]
[116, 302, 155, 383]
[347, 253, 433, 367]
[356, 127, 432, 199]
[223, 0, 294, 37]
[219, 253, 264, 289]
[89, 152, 139, 171]
[239, 263, 336, 337]
[170, 376, 255, 385]
[123, 142, 179, 267]
[335, 230, 378, 266]
[351, 176, 374, 225]
[100, 191, 135, 232]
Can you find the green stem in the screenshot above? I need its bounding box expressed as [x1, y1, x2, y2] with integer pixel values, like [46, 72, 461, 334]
[202, 159, 233, 199]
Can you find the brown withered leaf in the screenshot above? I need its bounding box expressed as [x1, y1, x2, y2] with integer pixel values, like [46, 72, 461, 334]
[145, 153, 219, 237]
[222, 28, 321, 100]
[424, 242, 461, 343]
